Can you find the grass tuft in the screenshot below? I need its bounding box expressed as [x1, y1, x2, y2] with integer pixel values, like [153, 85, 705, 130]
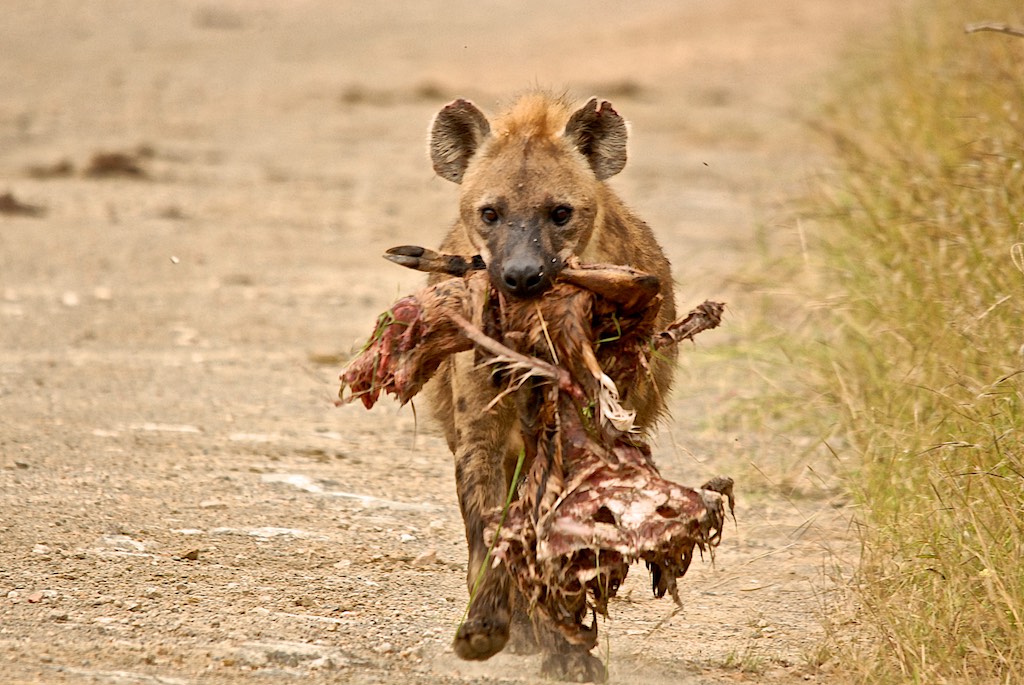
[798, 0, 1024, 680]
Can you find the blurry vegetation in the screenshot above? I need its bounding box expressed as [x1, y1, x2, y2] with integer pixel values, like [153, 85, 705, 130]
[797, 0, 1024, 680]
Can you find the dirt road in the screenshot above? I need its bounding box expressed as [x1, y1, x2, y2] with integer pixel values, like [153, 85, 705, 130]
[1, 2, 887, 683]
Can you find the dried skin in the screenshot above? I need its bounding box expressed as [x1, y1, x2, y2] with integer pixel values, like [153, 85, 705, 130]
[339, 276, 489, 407]
[339, 252, 730, 645]
[488, 401, 729, 646]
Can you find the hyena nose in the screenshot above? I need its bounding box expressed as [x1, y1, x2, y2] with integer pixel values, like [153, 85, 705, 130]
[501, 260, 547, 298]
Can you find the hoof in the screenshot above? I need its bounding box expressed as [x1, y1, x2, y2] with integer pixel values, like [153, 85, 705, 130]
[541, 650, 608, 683]
[453, 615, 509, 661]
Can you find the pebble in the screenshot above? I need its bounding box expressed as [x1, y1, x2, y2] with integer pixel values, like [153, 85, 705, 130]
[27, 590, 57, 603]
[99, 535, 146, 552]
[309, 656, 339, 671]
[411, 549, 437, 567]
[32, 544, 51, 555]
[400, 643, 424, 658]
[61, 291, 80, 307]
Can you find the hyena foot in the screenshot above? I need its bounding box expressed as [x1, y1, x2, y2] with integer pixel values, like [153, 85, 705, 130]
[504, 613, 540, 655]
[541, 649, 608, 683]
[453, 609, 510, 661]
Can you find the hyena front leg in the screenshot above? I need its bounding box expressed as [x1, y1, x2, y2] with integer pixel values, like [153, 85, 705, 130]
[448, 353, 524, 661]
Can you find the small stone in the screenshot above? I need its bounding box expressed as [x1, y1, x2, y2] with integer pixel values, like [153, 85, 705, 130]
[399, 533, 416, 543]
[26, 592, 44, 603]
[179, 549, 201, 561]
[200, 500, 227, 509]
[309, 656, 337, 670]
[400, 644, 424, 659]
[411, 549, 437, 567]
[32, 544, 51, 555]
[48, 610, 69, 622]
[375, 642, 394, 654]
[61, 291, 80, 307]
[143, 587, 161, 599]
[100, 535, 146, 552]
[295, 596, 315, 607]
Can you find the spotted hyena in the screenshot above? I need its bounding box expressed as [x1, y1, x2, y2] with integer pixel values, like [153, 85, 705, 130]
[425, 93, 677, 681]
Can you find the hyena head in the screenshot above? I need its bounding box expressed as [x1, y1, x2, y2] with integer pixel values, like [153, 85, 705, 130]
[430, 94, 628, 298]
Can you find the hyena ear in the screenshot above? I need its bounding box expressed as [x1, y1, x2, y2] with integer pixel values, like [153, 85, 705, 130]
[429, 99, 491, 184]
[564, 98, 628, 180]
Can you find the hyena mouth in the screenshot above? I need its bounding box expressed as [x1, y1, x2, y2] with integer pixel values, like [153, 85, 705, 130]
[494, 252, 567, 299]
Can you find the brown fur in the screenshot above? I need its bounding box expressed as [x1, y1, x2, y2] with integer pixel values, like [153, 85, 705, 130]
[425, 93, 676, 680]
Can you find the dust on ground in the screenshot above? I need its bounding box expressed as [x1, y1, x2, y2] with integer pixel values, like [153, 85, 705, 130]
[0, 2, 889, 683]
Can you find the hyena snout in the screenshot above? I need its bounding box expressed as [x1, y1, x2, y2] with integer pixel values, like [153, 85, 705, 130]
[491, 222, 560, 298]
[500, 254, 550, 298]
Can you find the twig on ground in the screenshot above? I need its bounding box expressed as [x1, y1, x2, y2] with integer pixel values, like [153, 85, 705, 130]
[964, 22, 1024, 38]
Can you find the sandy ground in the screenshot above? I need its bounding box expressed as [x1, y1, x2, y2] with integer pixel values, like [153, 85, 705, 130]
[1, 2, 890, 683]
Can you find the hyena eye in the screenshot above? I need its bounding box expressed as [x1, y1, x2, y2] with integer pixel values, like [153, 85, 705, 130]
[550, 205, 573, 226]
[480, 207, 499, 225]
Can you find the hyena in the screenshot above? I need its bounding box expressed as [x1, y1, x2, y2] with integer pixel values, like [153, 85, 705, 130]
[426, 93, 677, 681]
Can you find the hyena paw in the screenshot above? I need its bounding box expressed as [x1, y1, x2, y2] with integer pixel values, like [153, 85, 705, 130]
[504, 615, 540, 655]
[540, 650, 608, 683]
[453, 614, 509, 661]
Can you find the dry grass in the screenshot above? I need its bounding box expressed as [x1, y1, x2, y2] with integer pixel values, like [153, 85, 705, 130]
[798, 1, 1024, 681]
